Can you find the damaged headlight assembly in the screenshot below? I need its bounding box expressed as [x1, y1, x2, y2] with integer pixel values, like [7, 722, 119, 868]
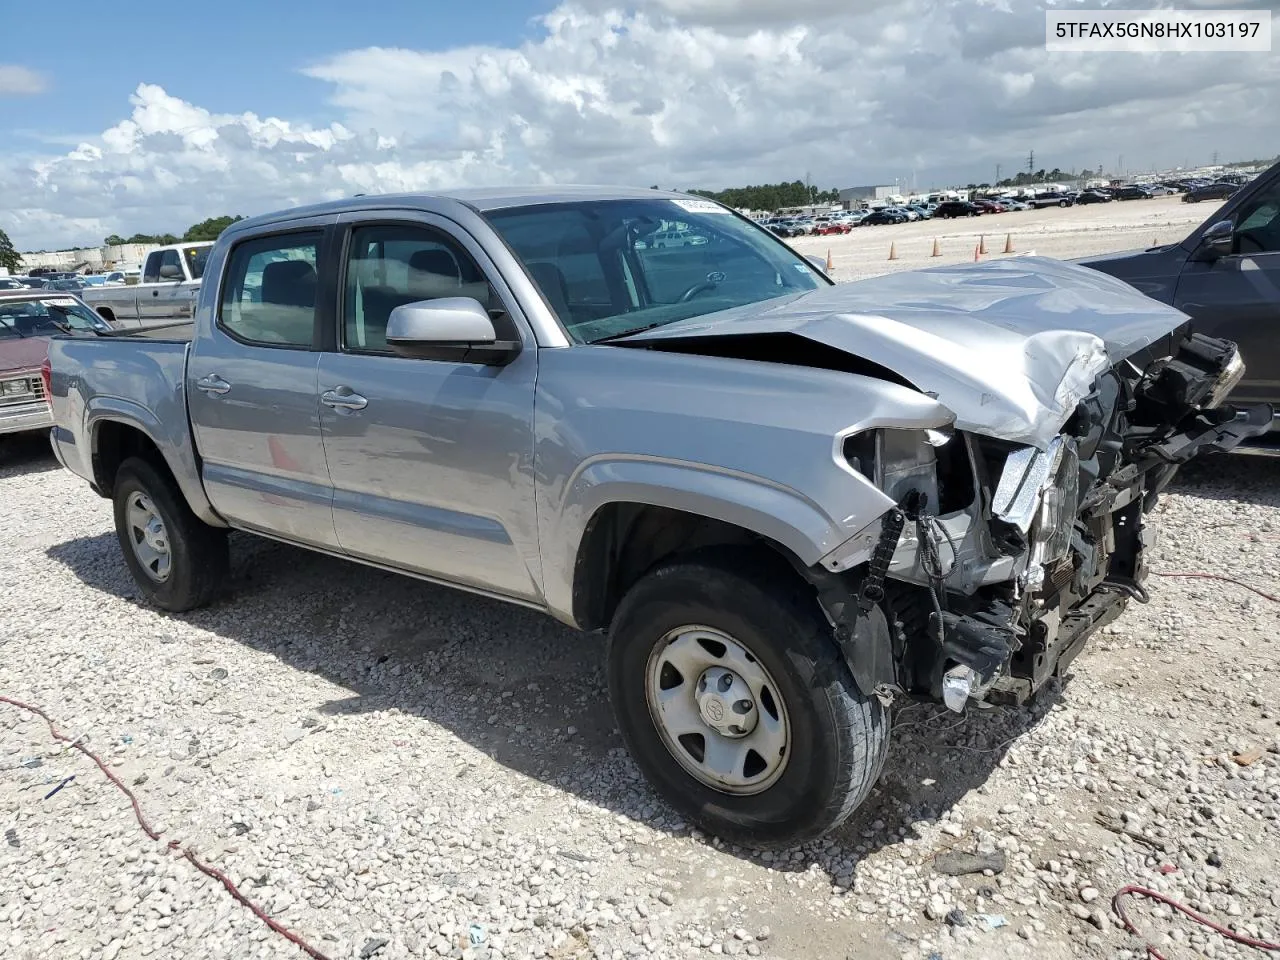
[991, 437, 1081, 589]
[822, 427, 1088, 716]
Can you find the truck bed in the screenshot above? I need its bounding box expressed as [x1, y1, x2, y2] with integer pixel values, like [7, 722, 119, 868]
[46, 334, 204, 509]
[103, 320, 194, 341]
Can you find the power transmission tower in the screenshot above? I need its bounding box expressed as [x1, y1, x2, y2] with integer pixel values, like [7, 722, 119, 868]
[1027, 150, 1034, 176]
[996, 163, 1002, 184]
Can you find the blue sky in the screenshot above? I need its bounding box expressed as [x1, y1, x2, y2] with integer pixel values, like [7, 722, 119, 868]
[6, 0, 550, 149]
[2, 0, 1277, 249]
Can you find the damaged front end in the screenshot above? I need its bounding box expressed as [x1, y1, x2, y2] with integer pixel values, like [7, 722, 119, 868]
[811, 331, 1273, 712]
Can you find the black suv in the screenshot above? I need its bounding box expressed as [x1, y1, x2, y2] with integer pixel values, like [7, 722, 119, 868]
[1080, 160, 1279, 452]
[1183, 182, 1241, 203]
[932, 201, 981, 218]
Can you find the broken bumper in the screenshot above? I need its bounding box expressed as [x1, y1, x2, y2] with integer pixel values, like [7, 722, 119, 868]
[816, 331, 1272, 711]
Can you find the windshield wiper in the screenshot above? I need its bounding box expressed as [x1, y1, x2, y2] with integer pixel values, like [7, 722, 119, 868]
[592, 321, 671, 343]
[0, 315, 27, 338]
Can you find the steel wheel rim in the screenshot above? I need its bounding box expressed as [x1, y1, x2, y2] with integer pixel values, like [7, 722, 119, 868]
[645, 625, 791, 796]
[126, 492, 172, 583]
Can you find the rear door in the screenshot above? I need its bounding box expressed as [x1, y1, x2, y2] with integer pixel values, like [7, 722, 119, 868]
[315, 213, 542, 601]
[187, 220, 341, 549]
[1174, 175, 1280, 408]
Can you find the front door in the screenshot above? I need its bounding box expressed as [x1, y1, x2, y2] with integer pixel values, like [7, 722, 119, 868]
[137, 248, 186, 326]
[186, 225, 340, 549]
[316, 216, 542, 601]
[1175, 176, 1280, 409]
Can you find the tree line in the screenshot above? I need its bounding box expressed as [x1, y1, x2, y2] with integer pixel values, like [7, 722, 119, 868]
[103, 215, 246, 247]
[679, 181, 842, 211]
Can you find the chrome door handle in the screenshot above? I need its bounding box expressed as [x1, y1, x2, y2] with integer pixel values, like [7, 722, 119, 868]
[321, 388, 367, 411]
[195, 374, 231, 396]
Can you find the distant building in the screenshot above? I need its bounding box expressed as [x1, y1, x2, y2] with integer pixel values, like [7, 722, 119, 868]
[17, 243, 156, 274]
[838, 185, 896, 208]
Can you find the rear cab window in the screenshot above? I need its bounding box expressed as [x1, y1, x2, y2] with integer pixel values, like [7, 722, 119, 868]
[218, 233, 322, 347]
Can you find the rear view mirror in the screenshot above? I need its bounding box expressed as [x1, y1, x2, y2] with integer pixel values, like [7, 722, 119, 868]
[1196, 219, 1235, 260]
[386, 297, 520, 365]
[805, 255, 829, 274]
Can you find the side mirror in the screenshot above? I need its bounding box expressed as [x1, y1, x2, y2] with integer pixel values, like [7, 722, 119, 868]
[158, 264, 183, 280]
[1196, 219, 1235, 260]
[805, 254, 829, 274]
[386, 297, 520, 366]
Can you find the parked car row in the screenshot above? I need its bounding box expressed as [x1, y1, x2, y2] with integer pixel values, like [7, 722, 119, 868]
[0, 270, 128, 291]
[773, 178, 1252, 231]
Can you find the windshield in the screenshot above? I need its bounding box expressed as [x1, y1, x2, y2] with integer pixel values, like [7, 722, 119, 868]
[184, 245, 211, 280]
[485, 198, 825, 343]
[0, 297, 110, 339]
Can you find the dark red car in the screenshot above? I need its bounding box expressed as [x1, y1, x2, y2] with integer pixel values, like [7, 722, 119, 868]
[811, 219, 852, 235]
[0, 290, 114, 441]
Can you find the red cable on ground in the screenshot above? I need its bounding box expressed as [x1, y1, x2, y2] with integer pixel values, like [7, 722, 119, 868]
[1153, 571, 1280, 605]
[0, 694, 333, 960]
[1113, 884, 1280, 960]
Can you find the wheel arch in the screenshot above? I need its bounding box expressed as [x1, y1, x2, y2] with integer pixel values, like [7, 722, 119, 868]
[87, 404, 224, 527]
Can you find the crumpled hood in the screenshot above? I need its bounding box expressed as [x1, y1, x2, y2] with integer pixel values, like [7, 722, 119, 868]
[623, 256, 1194, 448]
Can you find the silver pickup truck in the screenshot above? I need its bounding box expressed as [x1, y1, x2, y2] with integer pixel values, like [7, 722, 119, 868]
[81, 241, 214, 329]
[46, 187, 1271, 847]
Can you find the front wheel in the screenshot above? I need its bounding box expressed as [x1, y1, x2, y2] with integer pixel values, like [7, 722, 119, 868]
[113, 457, 229, 612]
[1059, 200, 1069, 207]
[607, 552, 889, 848]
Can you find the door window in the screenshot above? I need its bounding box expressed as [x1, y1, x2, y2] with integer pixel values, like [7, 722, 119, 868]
[218, 232, 321, 347]
[142, 252, 162, 284]
[157, 249, 183, 280]
[1235, 183, 1280, 254]
[342, 224, 501, 354]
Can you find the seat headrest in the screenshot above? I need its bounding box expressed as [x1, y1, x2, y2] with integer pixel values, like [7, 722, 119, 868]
[408, 248, 461, 283]
[261, 260, 317, 308]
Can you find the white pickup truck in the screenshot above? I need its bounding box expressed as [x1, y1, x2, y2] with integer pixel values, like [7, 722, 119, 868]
[82, 241, 214, 329]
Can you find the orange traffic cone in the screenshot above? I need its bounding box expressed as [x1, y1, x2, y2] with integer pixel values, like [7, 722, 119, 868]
[931, 238, 940, 257]
[888, 242, 898, 261]
[978, 234, 988, 255]
[1003, 233, 1014, 254]
[826, 248, 834, 271]
[974, 243, 981, 262]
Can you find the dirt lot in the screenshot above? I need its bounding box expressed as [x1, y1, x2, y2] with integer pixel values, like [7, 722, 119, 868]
[2, 196, 1278, 960]
[790, 195, 1226, 281]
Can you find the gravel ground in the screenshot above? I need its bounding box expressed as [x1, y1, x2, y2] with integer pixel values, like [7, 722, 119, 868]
[2, 436, 1278, 960]
[2, 202, 1278, 960]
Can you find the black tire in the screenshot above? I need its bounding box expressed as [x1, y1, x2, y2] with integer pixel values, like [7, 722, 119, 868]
[112, 456, 229, 612]
[1059, 200, 1069, 208]
[607, 551, 889, 848]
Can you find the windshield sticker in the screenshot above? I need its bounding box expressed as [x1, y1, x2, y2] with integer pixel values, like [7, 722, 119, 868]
[672, 198, 731, 214]
[793, 263, 813, 273]
[40, 298, 79, 307]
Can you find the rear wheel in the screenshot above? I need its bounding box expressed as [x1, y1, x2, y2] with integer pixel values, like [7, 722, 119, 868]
[1059, 200, 1069, 207]
[607, 551, 889, 848]
[113, 457, 229, 612]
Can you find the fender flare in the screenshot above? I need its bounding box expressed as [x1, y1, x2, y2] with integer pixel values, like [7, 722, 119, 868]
[544, 455, 886, 623]
[85, 398, 224, 527]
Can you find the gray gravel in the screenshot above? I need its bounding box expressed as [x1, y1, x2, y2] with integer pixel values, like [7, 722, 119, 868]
[2, 434, 1278, 960]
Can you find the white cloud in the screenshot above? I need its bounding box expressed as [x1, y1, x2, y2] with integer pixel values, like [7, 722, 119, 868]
[0, 65, 46, 96]
[2, 1, 1278, 249]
